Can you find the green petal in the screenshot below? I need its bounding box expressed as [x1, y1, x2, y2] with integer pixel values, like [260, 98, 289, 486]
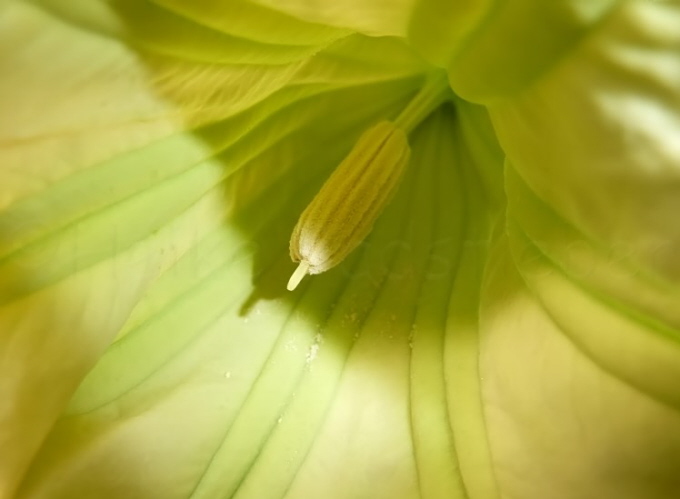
[5, 1, 680, 499]
[30, 0, 349, 64]
[3, 2, 499, 498]
[490, 0, 680, 316]
[12, 98, 503, 498]
[479, 3, 680, 498]
[234, 0, 418, 38]
[480, 228, 680, 499]
[407, 0, 618, 102]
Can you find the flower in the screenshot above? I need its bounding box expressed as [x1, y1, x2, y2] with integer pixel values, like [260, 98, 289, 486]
[2, 1, 680, 498]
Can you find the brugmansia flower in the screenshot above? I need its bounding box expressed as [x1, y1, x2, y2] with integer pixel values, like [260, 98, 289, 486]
[2, 1, 680, 498]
